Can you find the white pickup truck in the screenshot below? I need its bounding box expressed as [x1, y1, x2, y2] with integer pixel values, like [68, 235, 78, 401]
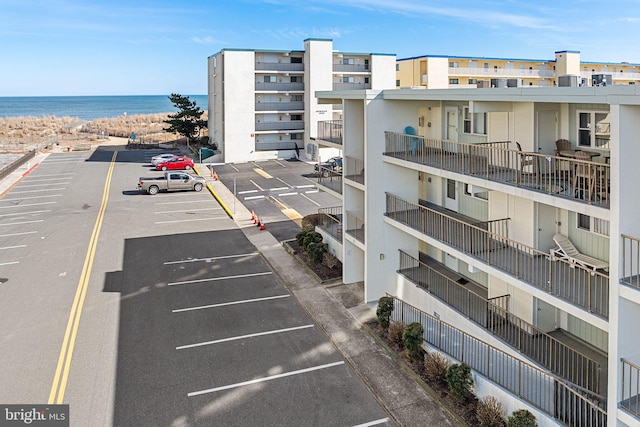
[138, 171, 206, 195]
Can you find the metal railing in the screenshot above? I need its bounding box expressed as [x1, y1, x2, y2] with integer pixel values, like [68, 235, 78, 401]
[317, 168, 342, 194]
[398, 250, 602, 393]
[389, 296, 607, 426]
[255, 101, 304, 111]
[344, 155, 364, 185]
[333, 82, 371, 91]
[621, 234, 640, 290]
[317, 206, 342, 241]
[255, 82, 304, 91]
[254, 121, 304, 131]
[385, 193, 610, 318]
[346, 211, 365, 243]
[333, 63, 370, 73]
[255, 62, 304, 72]
[384, 132, 611, 208]
[317, 120, 343, 145]
[620, 358, 640, 419]
[0, 150, 36, 180]
[448, 67, 556, 78]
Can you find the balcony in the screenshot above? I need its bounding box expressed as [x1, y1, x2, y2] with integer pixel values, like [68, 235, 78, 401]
[385, 193, 610, 318]
[254, 141, 301, 151]
[255, 82, 304, 91]
[317, 120, 343, 145]
[255, 62, 304, 72]
[344, 155, 364, 185]
[580, 71, 640, 81]
[316, 206, 342, 241]
[333, 82, 371, 91]
[346, 211, 365, 244]
[333, 64, 370, 73]
[448, 67, 556, 79]
[621, 358, 640, 420]
[384, 132, 611, 208]
[316, 168, 342, 195]
[254, 121, 304, 131]
[621, 234, 640, 290]
[255, 101, 304, 111]
[390, 296, 607, 426]
[399, 250, 604, 394]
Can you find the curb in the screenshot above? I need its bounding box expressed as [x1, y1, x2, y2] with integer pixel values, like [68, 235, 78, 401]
[193, 165, 234, 219]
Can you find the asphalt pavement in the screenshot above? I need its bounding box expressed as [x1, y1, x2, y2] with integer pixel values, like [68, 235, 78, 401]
[0, 150, 464, 427]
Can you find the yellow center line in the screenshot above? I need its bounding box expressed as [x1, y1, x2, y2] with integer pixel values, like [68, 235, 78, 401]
[48, 151, 117, 404]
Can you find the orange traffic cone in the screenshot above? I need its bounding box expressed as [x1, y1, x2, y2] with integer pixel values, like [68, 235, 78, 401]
[212, 171, 219, 181]
[256, 217, 261, 228]
[251, 210, 256, 221]
[253, 214, 258, 224]
[260, 220, 265, 231]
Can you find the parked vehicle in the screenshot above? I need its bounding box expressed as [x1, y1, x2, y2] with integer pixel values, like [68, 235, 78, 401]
[138, 171, 206, 195]
[315, 157, 343, 177]
[151, 153, 180, 166]
[155, 156, 195, 171]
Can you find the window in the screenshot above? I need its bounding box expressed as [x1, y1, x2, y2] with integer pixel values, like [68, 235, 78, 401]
[342, 58, 355, 65]
[578, 111, 610, 149]
[291, 95, 303, 102]
[290, 76, 302, 83]
[449, 61, 459, 68]
[396, 64, 400, 71]
[447, 179, 456, 200]
[577, 214, 610, 236]
[291, 133, 302, 140]
[364, 59, 369, 70]
[290, 57, 302, 63]
[449, 78, 459, 84]
[264, 76, 276, 83]
[343, 76, 355, 83]
[463, 107, 487, 135]
[468, 78, 477, 84]
[364, 77, 369, 84]
[396, 79, 400, 86]
[290, 114, 302, 121]
[464, 184, 488, 200]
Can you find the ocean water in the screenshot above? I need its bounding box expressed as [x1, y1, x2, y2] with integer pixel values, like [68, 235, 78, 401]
[0, 95, 208, 121]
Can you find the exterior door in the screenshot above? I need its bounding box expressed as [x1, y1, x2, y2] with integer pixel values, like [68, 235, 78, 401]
[534, 297, 557, 332]
[536, 203, 557, 252]
[536, 111, 558, 153]
[445, 107, 458, 141]
[444, 179, 458, 212]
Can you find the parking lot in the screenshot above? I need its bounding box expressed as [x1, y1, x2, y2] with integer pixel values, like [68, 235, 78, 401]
[0, 149, 393, 426]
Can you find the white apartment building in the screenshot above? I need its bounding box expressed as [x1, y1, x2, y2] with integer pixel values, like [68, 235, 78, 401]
[314, 84, 640, 426]
[207, 39, 396, 164]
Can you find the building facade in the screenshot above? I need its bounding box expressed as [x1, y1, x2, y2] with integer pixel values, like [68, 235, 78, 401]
[207, 39, 396, 164]
[397, 50, 640, 89]
[314, 84, 640, 426]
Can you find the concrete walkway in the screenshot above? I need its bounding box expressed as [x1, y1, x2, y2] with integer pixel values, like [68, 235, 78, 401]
[203, 169, 464, 427]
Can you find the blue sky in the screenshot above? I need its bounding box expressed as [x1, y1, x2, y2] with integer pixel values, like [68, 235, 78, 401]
[2, 0, 639, 96]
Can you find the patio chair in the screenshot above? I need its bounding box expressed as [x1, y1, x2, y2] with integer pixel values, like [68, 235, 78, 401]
[550, 233, 608, 272]
[554, 139, 572, 156]
[515, 142, 537, 185]
[573, 151, 597, 200]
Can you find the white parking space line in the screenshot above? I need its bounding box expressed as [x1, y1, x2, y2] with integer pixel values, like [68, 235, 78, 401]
[229, 164, 240, 172]
[0, 210, 51, 218]
[8, 188, 66, 194]
[273, 160, 287, 168]
[0, 195, 61, 201]
[353, 418, 391, 427]
[0, 231, 37, 238]
[249, 180, 264, 191]
[0, 245, 27, 250]
[277, 192, 298, 197]
[276, 177, 291, 187]
[295, 185, 316, 189]
[244, 195, 265, 200]
[187, 361, 345, 397]
[177, 325, 312, 350]
[0, 202, 57, 209]
[154, 216, 228, 224]
[172, 294, 290, 313]
[300, 193, 321, 206]
[0, 220, 44, 227]
[164, 252, 259, 265]
[155, 207, 221, 214]
[25, 173, 75, 178]
[269, 187, 289, 192]
[154, 199, 212, 205]
[168, 271, 272, 286]
[304, 190, 319, 194]
[17, 183, 70, 188]
[0, 261, 19, 266]
[238, 190, 258, 195]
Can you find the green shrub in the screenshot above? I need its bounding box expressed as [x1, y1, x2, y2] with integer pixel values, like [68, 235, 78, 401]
[302, 231, 323, 251]
[446, 363, 474, 402]
[424, 351, 450, 384]
[306, 241, 328, 263]
[476, 396, 506, 427]
[388, 321, 406, 347]
[507, 410, 537, 427]
[402, 322, 424, 361]
[295, 229, 310, 246]
[376, 296, 394, 329]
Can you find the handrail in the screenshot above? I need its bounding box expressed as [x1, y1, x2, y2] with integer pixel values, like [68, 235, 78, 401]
[621, 234, 640, 290]
[385, 192, 610, 318]
[398, 249, 602, 393]
[620, 358, 640, 419]
[384, 131, 611, 208]
[389, 295, 607, 426]
[346, 210, 365, 244]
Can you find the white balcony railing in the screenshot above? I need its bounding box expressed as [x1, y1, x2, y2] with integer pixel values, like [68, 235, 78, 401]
[449, 67, 556, 78]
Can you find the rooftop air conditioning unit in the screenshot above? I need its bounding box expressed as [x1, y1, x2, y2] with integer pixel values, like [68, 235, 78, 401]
[592, 74, 612, 87]
[558, 75, 579, 87]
